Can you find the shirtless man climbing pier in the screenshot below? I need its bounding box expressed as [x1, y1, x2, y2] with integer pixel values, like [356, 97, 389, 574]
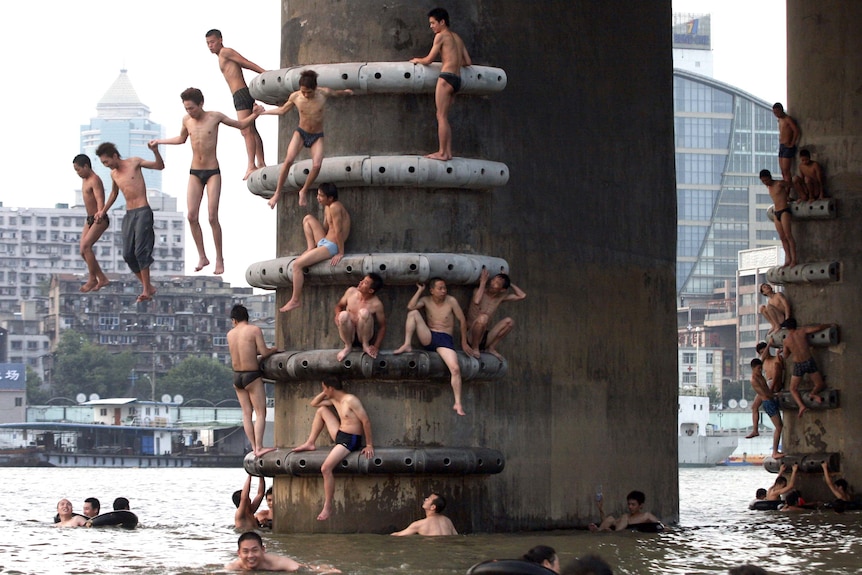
[411, 7, 472, 160]
[760, 169, 797, 268]
[782, 318, 832, 418]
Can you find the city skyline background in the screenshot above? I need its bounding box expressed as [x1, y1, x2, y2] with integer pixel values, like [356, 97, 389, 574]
[1, 0, 786, 288]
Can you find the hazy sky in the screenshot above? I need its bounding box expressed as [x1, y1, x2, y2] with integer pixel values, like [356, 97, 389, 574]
[2, 1, 785, 288]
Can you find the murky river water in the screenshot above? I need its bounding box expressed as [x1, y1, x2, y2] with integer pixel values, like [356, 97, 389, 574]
[1, 466, 859, 574]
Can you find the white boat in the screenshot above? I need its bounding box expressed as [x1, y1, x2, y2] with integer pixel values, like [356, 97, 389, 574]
[678, 393, 738, 466]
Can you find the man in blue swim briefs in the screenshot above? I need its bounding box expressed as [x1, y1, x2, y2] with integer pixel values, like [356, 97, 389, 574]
[260, 70, 353, 208]
[227, 304, 278, 457]
[772, 103, 800, 182]
[782, 318, 833, 418]
[749, 358, 784, 459]
[152, 88, 263, 276]
[206, 29, 267, 180]
[279, 183, 351, 313]
[411, 7, 472, 160]
[292, 377, 375, 521]
[394, 278, 477, 416]
[760, 169, 797, 268]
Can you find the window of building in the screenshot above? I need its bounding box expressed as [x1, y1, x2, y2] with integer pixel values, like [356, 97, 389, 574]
[36, 217, 46, 226]
[705, 352, 713, 364]
[21, 216, 31, 225]
[14, 397, 22, 407]
[682, 372, 697, 384]
[682, 352, 696, 364]
[213, 336, 227, 346]
[100, 409, 108, 416]
[50, 217, 59, 226]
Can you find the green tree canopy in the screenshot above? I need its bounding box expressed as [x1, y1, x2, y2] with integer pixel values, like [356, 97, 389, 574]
[158, 356, 236, 404]
[25, 366, 50, 404]
[52, 331, 137, 400]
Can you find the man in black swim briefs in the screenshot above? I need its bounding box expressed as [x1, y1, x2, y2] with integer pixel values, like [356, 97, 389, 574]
[73, 154, 111, 293]
[206, 28, 267, 180]
[152, 87, 263, 276]
[291, 377, 375, 521]
[760, 169, 797, 267]
[772, 102, 800, 181]
[438, 71, 461, 93]
[233, 369, 263, 390]
[227, 304, 278, 457]
[259, 70, 353, 209]
[410, 7, 472, 160]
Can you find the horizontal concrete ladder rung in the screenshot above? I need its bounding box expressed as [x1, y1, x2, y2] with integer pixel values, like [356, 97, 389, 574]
[261, 349, 507, 382]
[244, 446, 506, 477]
[766, 199, 836, 221]
[766, 261, 840, 284]
[249, 62, 507, 104]
[763, 452, 839, 473]
[247, 253, 509, 289]
[776, 389, 839, 410]
[246, 156, 510, 196]
[767, 325, 839, 348]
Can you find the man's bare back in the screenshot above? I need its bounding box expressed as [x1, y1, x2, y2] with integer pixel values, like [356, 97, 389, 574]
[323, 201, 351, 243]
[436, 30, 469, 74]
[227, 322, 270, 372]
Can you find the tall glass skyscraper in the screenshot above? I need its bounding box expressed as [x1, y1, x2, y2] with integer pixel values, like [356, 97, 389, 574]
[674, 70, 781, 301]
[80, 69, 163, 201]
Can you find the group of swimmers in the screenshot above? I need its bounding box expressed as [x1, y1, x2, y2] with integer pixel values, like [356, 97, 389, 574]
[760, 102, 827, 270]
[750, 460, 854, 512]
[53, 496, 130, 528]
[72, 7, 475, 305]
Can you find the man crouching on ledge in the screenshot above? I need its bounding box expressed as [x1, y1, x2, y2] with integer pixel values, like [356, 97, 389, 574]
[292, 377, 374, 521]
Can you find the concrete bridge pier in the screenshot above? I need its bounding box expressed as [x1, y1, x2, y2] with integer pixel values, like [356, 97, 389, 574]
[260, 0, 678, 533]
[782, 1, 862, 498]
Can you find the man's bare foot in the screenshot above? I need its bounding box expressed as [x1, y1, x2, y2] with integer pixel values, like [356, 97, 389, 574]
[772, 451, 786, 459]
[336, 347, 352, 362]
[393, 344, 412, 355]
[253, 446, 277, 457]
[797, 406, 808, 418]
[808, 392, 824, 404]
[291, 441, 317, 453]
[279, 299, 301, 313]
[317, 505, 332, 521]
[268, 191, 281, 210]
[214, 258, 224, 275]
[745, 431, 760, 439]
[453, 403, 466, 416]
[298, 189, 308, 207]
[94, 277, 110, 291]
[588, 524, 600, 532]
[195, 256, 210, 272]
[486, 348, 505, 361]
[80, 279, 97, 293]
[362, 344, 378, 359]
[136, 293, 152, 303]
[425, 152, 452, 161]
[243, 166, 256, 181]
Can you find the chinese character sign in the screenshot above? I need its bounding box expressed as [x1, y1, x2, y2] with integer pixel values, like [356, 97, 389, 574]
[0, 363, 26, 385]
